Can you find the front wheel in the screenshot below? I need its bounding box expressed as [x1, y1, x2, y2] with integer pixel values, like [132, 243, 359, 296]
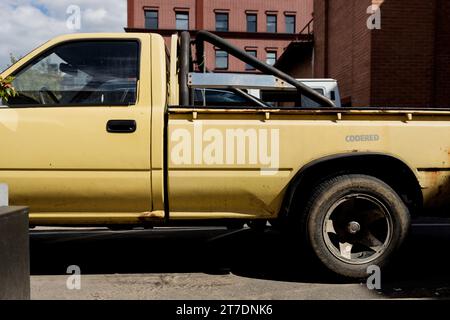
[303, 174, 410, 279]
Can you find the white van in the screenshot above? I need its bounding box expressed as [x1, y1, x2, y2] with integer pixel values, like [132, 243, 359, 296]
[248, 78, 342, 108]
[193, 79, 341, 108]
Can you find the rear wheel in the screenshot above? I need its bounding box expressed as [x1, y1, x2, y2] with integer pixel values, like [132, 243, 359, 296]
[302, 174, 410, 278]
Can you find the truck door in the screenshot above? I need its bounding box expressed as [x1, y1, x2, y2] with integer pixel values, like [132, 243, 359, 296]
[168, 91, 289, 219]
[0, 36, 152, 218]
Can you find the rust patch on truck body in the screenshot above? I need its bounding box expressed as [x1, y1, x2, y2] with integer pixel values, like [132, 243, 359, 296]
[138, 211, 165, 222]
[420, 169, 450, 215]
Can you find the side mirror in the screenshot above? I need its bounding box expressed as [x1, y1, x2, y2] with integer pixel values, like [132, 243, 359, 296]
[59, 63, 78, 76]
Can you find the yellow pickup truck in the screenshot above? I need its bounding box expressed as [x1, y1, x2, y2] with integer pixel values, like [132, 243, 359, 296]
[1, 31, 449, 278]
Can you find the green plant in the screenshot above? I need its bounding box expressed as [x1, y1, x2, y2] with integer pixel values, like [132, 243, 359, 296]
[0, 76, 17, 102]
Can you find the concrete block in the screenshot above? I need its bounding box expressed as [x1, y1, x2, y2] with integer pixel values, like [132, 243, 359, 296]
[0, 183, 7, 206]
[0, 206, 30, 300]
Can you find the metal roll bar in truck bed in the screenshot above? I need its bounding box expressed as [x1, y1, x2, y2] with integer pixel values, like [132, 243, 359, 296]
[178, 30, 336, 109]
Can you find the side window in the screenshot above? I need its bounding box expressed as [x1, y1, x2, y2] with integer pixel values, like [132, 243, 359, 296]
[215, 13, 229, 32]
[6, 41, 139, 107]
[245, 50, 257, 70]
[145, 10, 158, 29]
[215, 50, 229, 70]
[175, 12, 189, 30]
[266, 51, 277, 66]
[285, 15, 296, 34]
[266, 15, 277, 33]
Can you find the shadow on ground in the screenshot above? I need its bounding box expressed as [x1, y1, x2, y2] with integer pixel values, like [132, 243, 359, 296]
[29, 220, 450, 299]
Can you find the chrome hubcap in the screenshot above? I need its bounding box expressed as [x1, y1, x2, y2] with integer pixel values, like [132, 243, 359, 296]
[347, 221, 361, 234]
[322, 194, 393, 265]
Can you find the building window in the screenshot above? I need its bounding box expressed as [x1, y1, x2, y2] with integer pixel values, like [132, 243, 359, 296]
[215, 50, 228, 69]
[266, 51, 277, 66]
[144, 10, 158, 29]
[266, 14, 277, 33]
[215, 13, 229, 32]
[285, 15, 296, 33]
[245, 50, 257, 70]
[176, 12, 189, 30]
[246, 14, 257, 32]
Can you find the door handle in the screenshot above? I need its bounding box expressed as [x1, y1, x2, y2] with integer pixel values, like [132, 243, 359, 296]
[106, 120, 136, 133]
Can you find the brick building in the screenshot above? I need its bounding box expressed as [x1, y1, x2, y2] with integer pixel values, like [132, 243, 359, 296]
[284, 0, 450, 108]
[126, 0, 450, 108]
[126, 0, 314, 72]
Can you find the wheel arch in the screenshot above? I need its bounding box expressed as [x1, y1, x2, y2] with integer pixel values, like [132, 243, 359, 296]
[279, 153, 423, 222]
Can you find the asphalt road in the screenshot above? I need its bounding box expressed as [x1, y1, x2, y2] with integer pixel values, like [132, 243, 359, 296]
[29, 218, 450, 300]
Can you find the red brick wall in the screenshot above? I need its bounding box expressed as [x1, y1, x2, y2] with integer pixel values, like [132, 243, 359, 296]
[371, 0, 436, 107]
[203, 38, 293, 72]
[127, 0, 314, 72]
[129, 0, 198, 30]
[199, 0, 313, 33]
[434, 0, 450, 108]
[129, 0, 313, 32]
[313, 0, 327, 78]
[327, 0, 354, 105]
[314, 0, 372, 107]
[351, 0, 372, 107]
[314, 0, 450, 108]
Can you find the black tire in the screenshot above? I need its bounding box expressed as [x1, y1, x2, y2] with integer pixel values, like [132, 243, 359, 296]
[302, 174, 410, 279]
